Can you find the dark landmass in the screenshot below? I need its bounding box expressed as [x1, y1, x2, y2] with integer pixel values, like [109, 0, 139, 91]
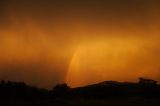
[0, 78, 160, 106]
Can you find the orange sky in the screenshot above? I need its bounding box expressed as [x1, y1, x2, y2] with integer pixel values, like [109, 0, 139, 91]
[0, 0, 160, 88]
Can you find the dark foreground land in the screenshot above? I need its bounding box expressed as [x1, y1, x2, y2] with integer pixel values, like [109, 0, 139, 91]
[1, 98, 160, 106]
[0, 78, 160, 106]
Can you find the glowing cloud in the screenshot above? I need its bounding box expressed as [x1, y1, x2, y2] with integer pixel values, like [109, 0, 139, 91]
[66, 38, 160, 87]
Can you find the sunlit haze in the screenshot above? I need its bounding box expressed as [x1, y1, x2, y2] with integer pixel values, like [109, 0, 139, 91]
[0, 0, 160, 88]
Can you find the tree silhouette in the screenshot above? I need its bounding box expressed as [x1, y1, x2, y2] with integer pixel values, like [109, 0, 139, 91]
[50, 83, 70, 98]
[139, 77, 157, 84]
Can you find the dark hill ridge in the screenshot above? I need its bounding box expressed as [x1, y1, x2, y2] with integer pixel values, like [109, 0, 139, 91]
[0, 78, 160, 99]
[51, 78, 160, 98]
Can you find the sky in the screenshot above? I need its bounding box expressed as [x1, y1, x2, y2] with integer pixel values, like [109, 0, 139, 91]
[0, 0, 160, 88]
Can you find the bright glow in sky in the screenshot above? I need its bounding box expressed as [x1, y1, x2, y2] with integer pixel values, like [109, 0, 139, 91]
[0, 0, 160, 88]
[66, 38, 160, 87]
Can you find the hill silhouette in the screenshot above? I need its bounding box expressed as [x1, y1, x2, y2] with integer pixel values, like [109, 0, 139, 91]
[50, 78, 160, 99]
[0, 78, 160, 105]
[0, 78, 160, 99]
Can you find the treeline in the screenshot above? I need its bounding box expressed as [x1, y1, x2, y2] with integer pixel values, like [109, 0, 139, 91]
[0, 81, 48, 99]
[0, 78, 160, 99]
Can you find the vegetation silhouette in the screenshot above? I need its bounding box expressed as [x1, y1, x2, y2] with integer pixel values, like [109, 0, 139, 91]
[0, 80, 48, 100]
[0, 78, 160, 100]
